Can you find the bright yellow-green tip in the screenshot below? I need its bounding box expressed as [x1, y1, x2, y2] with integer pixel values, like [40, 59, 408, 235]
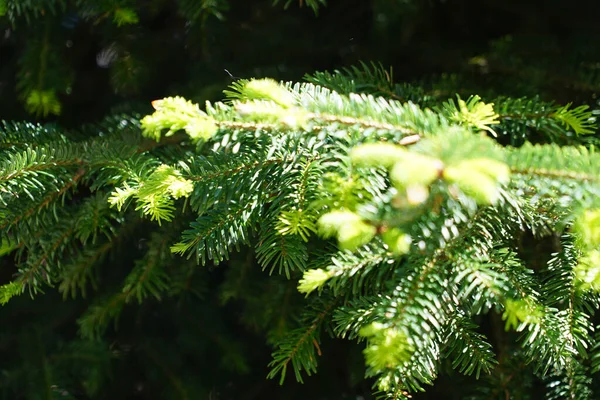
[298, 269, 331, 295]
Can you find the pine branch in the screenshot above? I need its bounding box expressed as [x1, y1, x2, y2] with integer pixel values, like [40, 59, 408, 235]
[545, 361, 593, 400]
[78, 292, 128, 340]
[274, 0, 326, 14]
[58, 240, 113, 299]
[332, 293, 390, 339]
[507, 143, 600, 207]
[311, 244, 397, 296]
[171, 196, 265, 265]
[1, 0, 67, 23]
[442, 313, 497, 378]
[255, 225, 308, 278]
[177, 0, 229, 22]
[289, 82, 446, 138]
[0, 121, 67, 149]
[267, 297, 336, 384]
[121, 231, 174, 303]
[1, 166, 86, 241]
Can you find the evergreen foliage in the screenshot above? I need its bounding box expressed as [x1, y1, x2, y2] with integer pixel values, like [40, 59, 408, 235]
[4, 1, 600, 399]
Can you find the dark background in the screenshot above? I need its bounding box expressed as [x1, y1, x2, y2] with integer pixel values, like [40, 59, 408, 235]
[2, 1, 600, 399]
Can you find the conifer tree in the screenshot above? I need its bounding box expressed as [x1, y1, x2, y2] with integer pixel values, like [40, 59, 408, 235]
[3, 1, 600, 399]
